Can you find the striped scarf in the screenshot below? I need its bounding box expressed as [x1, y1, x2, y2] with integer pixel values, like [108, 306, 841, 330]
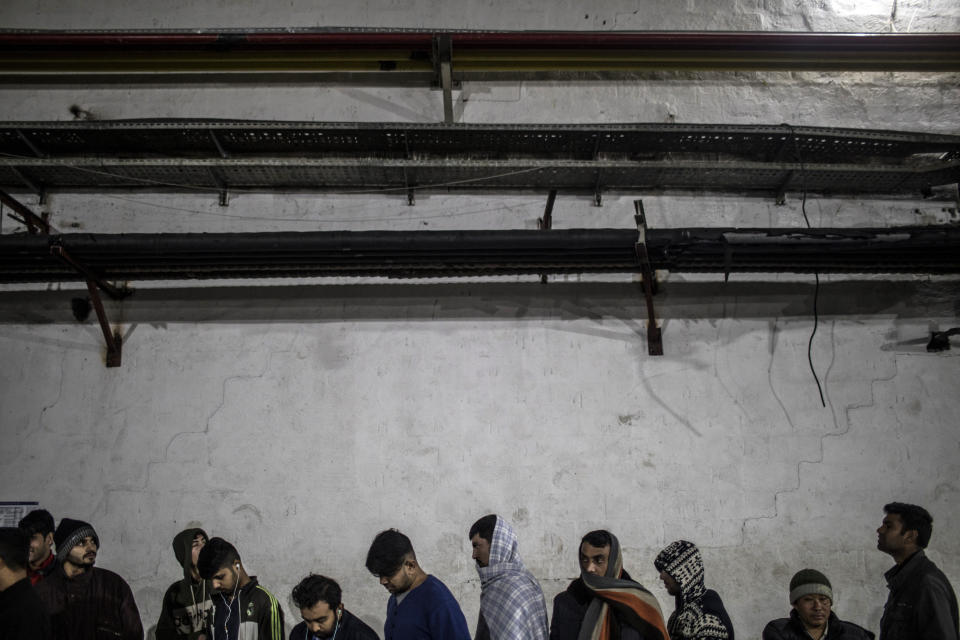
[578, 534, 668, 640]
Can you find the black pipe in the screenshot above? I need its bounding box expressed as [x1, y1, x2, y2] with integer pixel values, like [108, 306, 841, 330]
[1, 226, 958, 283]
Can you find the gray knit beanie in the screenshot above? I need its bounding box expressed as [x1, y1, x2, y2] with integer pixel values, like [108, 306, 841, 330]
[789, 568, 833, 604]
[54, 518, 99, 562]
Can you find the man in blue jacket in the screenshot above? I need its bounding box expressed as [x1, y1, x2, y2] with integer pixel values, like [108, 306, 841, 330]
[365, 528, 470, 640]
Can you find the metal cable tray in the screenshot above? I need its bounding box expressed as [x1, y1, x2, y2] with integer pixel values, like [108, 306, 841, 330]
[1, 121, 958, 199]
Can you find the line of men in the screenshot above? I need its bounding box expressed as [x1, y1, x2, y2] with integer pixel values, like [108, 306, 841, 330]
[0, 502, 956, 640]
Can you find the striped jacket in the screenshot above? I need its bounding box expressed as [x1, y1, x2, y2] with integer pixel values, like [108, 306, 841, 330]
[210, 577, 284, 640]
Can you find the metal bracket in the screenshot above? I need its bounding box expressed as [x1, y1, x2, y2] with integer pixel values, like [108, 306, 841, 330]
[633, 200, 663, 356]
[50, 244, 126, 367]
[775, 169, 795, 205]
[403, 167, 416, 206]
[537, 189, 557, 284]
[207, 168, 229, 206]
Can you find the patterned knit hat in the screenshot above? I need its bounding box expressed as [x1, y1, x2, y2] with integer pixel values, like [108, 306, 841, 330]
[654, 540, 703, 590]
[789, 569, 832, 604]
[54, 518, 99, 562]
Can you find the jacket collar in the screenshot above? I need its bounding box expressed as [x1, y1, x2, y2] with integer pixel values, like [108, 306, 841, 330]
[884, 549, 926, 589]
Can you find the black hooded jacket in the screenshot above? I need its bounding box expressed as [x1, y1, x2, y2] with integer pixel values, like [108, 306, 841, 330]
[156, 528, 214, 640]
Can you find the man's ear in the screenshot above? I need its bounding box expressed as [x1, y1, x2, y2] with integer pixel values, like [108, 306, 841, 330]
[903, 528, 919, 545]
[45, 532, 54, 546]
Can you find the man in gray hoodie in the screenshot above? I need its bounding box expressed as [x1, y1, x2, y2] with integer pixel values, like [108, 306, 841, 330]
[156, 528, 214, 640]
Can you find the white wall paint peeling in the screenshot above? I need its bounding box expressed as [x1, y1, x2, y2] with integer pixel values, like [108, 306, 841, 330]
[0, 1, 958, 640]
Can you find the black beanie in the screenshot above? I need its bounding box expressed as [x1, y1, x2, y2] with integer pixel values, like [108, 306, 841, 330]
[54, 518, 99, 562]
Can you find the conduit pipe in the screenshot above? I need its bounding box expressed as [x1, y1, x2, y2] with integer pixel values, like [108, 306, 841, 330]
[1, 30, 958, 82]
[1, 226, 958, 283]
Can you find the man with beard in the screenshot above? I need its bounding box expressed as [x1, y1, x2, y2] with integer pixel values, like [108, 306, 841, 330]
[653, 540, 733, 640]
[156, 528, 214, 640]
[550, 529, 668, 640]
[876, 502, 958, 640]
[289, 574, 378, 640]
[35, 517, 143, 640]
[469, 514, 548, 640]
[196, 537, 284, 640]
[365, 528, 470, 640]
[0, 527, 52, 639]
[762, 569, 873, 640]
[17, 508, 57, 585]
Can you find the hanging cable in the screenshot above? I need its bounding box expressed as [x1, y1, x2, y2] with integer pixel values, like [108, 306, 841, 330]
[789, 124, 826, 407]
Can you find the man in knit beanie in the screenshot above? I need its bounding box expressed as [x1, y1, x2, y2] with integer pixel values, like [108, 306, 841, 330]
[35, 517, 143, 640]
[762, 569, 873, 640]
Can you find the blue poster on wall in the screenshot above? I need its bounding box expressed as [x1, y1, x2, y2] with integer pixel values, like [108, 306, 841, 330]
[0, 501, 40, 527]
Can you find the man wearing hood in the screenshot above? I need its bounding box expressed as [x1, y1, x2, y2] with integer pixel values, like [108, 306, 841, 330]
[469, 514, 548, 640]
[762, 569, 873, 640]
[653, 540, 734, 640]
[550, 529, 668, 640]
[156, 528, 214, 640]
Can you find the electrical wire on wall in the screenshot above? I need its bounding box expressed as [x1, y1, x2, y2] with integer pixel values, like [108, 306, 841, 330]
[789, 125, 827, 408]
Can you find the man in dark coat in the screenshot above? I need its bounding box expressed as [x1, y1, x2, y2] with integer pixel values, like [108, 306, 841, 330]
[18, 509, 57, 586]
[35, 518, 143, 640]
[289, 573, 378, 640]
[0, 526, 52, 639]
[550, 529, 667, 640]
[156, 527, 214, 639]
[876, 502, 959, 640]
[762, 569, 873, 640]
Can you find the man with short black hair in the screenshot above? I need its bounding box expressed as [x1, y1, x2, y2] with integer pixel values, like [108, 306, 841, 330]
[762, 568, 873, 640]
[469, 514, 548, 640]
[289, 574, 378, 640]
[365, 528, 470, 640]
[876, 502, 958, 640]
[18, 508, 57, 585]
[156, 528, 214, 640]
[654, 540, 734, 640]
[35, 517, 143, 640]
[550, 529, 668, 640]
[196, 537, 284, 640]
[0, 527, 52, 639]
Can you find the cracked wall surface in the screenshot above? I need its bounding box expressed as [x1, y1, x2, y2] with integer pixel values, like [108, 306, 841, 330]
[1, 1, 959, 639]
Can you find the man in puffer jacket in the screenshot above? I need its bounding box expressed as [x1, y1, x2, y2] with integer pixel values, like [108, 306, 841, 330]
[156, 528, 214, 640]
[762, 569, 873, 640]
[654, 540, 734, 640]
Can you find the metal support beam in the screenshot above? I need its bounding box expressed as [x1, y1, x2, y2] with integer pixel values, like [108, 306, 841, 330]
[538, 189, 557, 283]
[7, 167, 45, 203]
[15, 129, 45, 158]
[436, 34, 454, 124]
[634, 200, 663, 356]
[208, 129, 229, 158]
[51, 245, 124, 367]
[0, 189, 49, 234]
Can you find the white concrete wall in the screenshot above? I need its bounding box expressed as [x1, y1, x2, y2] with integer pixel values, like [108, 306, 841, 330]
[1, 2, 959, 639]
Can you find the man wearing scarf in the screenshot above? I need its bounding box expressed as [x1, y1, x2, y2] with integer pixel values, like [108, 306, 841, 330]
[470, 514, 549, 640]
[550, 530, 668, 640]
